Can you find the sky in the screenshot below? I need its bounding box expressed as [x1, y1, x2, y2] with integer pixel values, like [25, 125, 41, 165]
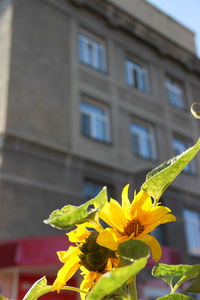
[146, 0, 200, 57]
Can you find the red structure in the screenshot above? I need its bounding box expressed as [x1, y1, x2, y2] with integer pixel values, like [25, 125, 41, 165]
[0, 236, 181, 299]
[0, 236, 78, 299]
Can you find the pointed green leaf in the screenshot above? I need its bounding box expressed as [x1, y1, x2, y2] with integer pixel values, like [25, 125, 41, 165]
[142, 138, 200, 202]
[87, 256, 148, 300]
[118, 240, 150, 266]
[152, 264, 189, 289]
[23, 276, 52, 300]
[152, 264, 200, 293]
[184, 274, 200, 293]
[157, 294, 195, 300]
[44, 187, 107, 230]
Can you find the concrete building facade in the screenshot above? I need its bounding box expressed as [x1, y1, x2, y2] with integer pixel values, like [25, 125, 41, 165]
[0, 0, 200, 298]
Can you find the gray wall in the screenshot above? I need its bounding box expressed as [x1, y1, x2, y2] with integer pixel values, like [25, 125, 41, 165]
[0, 0, 200, 269]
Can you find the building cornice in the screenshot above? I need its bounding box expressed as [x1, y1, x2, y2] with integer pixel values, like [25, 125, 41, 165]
[70, 0, 200, 77]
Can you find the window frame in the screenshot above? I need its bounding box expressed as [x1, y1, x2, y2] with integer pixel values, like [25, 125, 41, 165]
[80, 100, 111, 143]
[130, 120, 157, 161]
[165, 77, 186, 109]
[183, 209, 200, 256]
[78, 32, 107, 72]
[172, 137, 196, 174]
[125, 59, 150, 93]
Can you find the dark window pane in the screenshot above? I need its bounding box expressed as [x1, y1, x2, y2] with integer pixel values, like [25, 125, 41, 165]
[132, 133, 140, 155]
[81, 114, 91, 136]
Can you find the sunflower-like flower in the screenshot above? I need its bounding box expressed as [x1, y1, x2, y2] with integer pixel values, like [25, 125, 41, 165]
[96, 184, 176, 262]
[52, 222, 117, 299]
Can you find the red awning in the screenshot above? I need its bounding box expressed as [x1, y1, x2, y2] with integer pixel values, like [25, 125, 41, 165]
[0, 236, 71, 268]
[0, 236, 181, 269]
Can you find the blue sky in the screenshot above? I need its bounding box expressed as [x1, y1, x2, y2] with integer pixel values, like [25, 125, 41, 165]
[146, 0, 200, 57]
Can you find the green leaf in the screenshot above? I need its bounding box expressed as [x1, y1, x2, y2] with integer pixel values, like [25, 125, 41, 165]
[184, 274, 200, 293]
[152, 264, 200, 293]
[44, 187, 107, 230]
[157, 294, 195, 300]
[118, 240, 150, 266]
[87, 256, 148, 300]
[23, 276, 52, 300]
[176, 265, 200, 290]
[142, 138, 200, 202]
[152, 264, 189, 289]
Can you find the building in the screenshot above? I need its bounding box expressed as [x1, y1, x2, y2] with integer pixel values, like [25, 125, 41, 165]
[0, 0, 200, 298]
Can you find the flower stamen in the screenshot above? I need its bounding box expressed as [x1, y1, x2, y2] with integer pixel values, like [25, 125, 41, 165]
[124, 219, 144, 237]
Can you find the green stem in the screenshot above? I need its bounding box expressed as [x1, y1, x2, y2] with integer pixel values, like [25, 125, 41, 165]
[123, 295, 131, 300]
[129, 276, 138, 300]
[170, 283, 179, 295]
[61, 286, 90, 295]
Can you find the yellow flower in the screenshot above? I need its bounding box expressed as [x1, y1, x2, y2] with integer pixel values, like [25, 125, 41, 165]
[52, 222, 117, 296]
[52, 245, 81, 293]
[79, 257, 118, 300]
[96, 184, 176, 262]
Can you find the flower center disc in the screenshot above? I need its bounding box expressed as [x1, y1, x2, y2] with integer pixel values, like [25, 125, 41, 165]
[124, 219, 144, 237]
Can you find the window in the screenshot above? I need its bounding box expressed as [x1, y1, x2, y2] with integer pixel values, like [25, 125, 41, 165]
[172, 138, 196, 174]
[130, 122, 157, 160]
[83, 181, 104, 202]
[80, 102, 111, 142]
[125, 59, 150, 93]
[183, 209, 200, 256]
[165, 78, 185, 109]
[143, 287, 169, 300]
[83, 180, 113, 202]
[78, 34, 106, 72]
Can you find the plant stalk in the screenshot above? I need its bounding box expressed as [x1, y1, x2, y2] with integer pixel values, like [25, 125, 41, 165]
[61, 285, 90, 295]
[129, 276, 138, 300]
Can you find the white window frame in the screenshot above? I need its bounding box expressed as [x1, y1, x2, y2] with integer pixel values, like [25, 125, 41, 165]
[125, 59, 150, 93]
[80, 102, 111, 142]
[183, 209, 200, 256]
[165, 78, 185, 109]
[78, 34, 107, 72]
[130, 122, 157, 161]
[172, 139, 196, 174]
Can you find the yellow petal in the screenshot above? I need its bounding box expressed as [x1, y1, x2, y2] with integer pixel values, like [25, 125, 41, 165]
[130, 190, 150, 218]
[57, 246, 80, 263]
[67, 224, 90, 243]
[80, 272, 102, 300]
[140, 196, 152, 211]
[143, 213, 176, 234]
[136, 234, 162, 262]
[160, 213, 176, 224]
[122, 184, 131, 220]
[81, 271, 96, 290]
[96, 228, 123, 250]
[142, 206, 172, 227]
[100, 200, 126, 232]
[82, 221, 103, 233]
[106, 258, 113, 270]
[52, 254, 80, 292]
